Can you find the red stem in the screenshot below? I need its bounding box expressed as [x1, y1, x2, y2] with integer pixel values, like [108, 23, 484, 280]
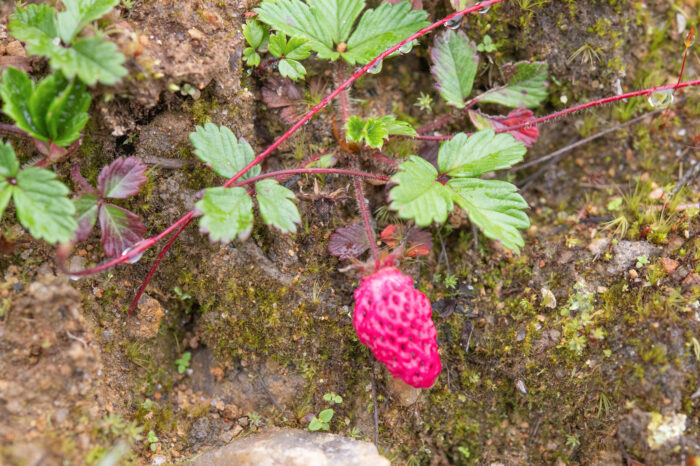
[0, 123, 33, 140]
[354, 176, 379, 266]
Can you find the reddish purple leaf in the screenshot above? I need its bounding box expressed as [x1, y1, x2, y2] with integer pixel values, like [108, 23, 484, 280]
[328, 223, 370, 259]
[73, 194, 99, 242]
[97, 157, 147, 199]
[99, 203, 146, 257]
[70, 164, 98, 195]
[468, 109, 540, 147]
[261, 76, 302, 108]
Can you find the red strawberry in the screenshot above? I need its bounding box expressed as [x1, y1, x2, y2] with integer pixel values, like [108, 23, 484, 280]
[353, 267, 441, 388]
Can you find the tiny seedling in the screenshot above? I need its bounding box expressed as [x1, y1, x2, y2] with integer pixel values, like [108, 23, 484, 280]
[147, 430, 159, 451]
[636, 255, 649, 268]
[323, 392, 343, 404]
[308, 408, 334, 431]
[175, 351, 191, 374]
[8, 0, 127, 85]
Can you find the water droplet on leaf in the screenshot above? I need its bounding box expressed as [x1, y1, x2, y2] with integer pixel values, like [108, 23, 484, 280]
[368, 60, 382, 74]
[399, 40, 415, 54]
[478, 4, 491, 14]
[121, 243, 145, 264]
[647, 89, 674, 108]
[445, 14, 463, 30]
[68, 274, 82, 281]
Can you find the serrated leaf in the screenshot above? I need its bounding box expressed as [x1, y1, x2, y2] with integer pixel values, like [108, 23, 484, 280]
[278, 59, 307, 81]
[0, 141, 20, 179]
[389, 156, 453, 225]
[448, 178, 529, 252]
[73, 194, 99, 241]
[343, 1, 429, 65]
[318, 408, 334, 423]
[189, 123, 261, 180]
[284, 36, 312, 60]
[255, 0, 338, 60]
[50, 35, 127, 86]
[13, 167, 77, 244]
[243, 48, 261, 67]
[268, 32, 287, 58]
[97, 157, 147, 199]
[255, 179, 300, 233]
[57, 0, 119, 44]
[308, 0, 364, 44]
[479, 61, 548, 109]
[45, 77, 91, 146]
[195, 187, 254, 243]
[345, 115, 415, 149]
[437, 130, 526, 177]
[328, 223, 369, 259]
[468, 108, 540, 147]
[430, 30, 478, 108]
[8, 4, 59, 56]
[0, 67, 43, 140]
[1, 68, 91, 147]
[243, 19, 267, 49]
[99, 203, 146, 257]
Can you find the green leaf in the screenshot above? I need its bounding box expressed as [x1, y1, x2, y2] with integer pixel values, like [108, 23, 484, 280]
[195, 187, 254, 243]
[255, 179, 300, 233]
[255, 0, 338, 60]
[389, 156, 453, 226]
[268, 32, 287, 58]
[437, 130, 526, 177]
[243, 48, 261, 67]
[478, 61, 548, 108]
[318, 408, 334, 423]
[189, 123, 261, 179]
[278, 59, 307, 80]
[308, 0, 364, 44]
[285, 36, 312, 60]
[99, 203, 146, 257]
[430, 30, 478, 108]
[0, 67, 43, 140]
[343, 1, 429, 65]
[308, 418, 323, 431]
[8, 4, 59, 56]
[243, 19, 268, 49]
[1, 68, 92, 146]
[57, 0, 119, 44]
[345, 115, 415, 149]
[45, 77, 92, 146]
[73, 194, 99, 241]
[13, 167, 77, 244]
[49, 35, 127, 86]
[0, 141, 19, 179]
[448, 178, 529, 252]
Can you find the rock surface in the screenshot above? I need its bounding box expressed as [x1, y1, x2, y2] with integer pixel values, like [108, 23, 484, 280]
[189, 430, 389, 466]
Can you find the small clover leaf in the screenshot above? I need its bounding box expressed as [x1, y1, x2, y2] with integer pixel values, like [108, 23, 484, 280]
[431, 30, 478, 108]
[0, 141, 77, 244]
[345, 115, 416, 149]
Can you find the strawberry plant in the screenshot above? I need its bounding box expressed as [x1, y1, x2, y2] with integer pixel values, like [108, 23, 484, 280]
[8, 0, 127, 86]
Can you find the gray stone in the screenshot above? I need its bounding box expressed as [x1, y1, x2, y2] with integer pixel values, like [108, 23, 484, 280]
[188, 429, 390, 466]
[607, 241, 660, 275]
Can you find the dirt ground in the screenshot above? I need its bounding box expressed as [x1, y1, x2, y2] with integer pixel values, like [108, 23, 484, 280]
[1, 0, 699, 464]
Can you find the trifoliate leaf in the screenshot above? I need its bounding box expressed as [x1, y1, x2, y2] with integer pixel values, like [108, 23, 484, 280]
[255, 179, 300, 233]
[243, 19, 268, 49]
[448, 178, 529, 252]
[50, 36, 127, 86]
[389, 156, 453, 225]
[57, 0, 119, 44]
[97, 157, 147, 199]
[478, 61, 548, 108]
[189, 123, 261, 179]
[345, 115, 416, 148]
[13, 167, 77, 244]
[430, 30, 478, 108]
[468, 108, 540, 148]
[255, 0, 338, 60]
[73, 194, 99, 241]
[8, 4, 59, 57]
[343, 1, 429, 65]
[195, 187, 254, 243]
[268, 32, 287, 58]
[278, 59, 307, 81]
[99, 203, 146, 257]
[437, 130, 526, 177]
[0, 68, 91, 147]
[243, 48, 261, 67]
